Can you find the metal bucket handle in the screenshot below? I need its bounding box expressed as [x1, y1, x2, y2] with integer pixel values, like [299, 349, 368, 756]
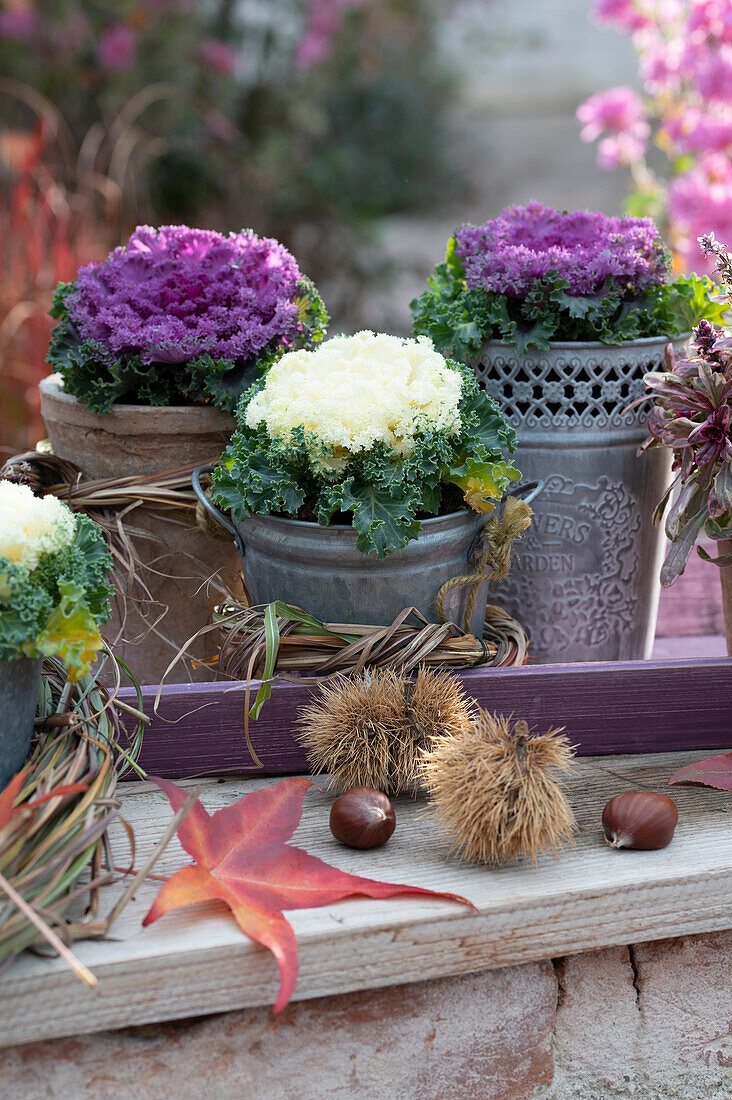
[192, 464, 247, 559]
[510, 479, 544, 506]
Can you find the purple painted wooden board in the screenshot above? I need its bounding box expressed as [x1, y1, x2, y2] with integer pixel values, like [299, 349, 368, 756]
[117, 657, 732, 780]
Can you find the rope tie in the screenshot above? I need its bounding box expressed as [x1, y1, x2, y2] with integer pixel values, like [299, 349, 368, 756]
[436, 497, 533, 632]
[195, 492, 233, 542]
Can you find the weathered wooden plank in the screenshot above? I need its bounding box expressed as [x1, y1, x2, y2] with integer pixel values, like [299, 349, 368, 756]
[1, 750, 730, 1049]
[117, 658, 732, 779]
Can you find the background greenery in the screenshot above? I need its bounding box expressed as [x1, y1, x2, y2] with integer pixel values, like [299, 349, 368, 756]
[0, 0, 458, 450]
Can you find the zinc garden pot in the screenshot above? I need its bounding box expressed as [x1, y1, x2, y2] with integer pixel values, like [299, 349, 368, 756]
[39, 376, 246, 684]
[0, 657, 41, 790]
[473, 336, 687, 663]
[193, 466, 501, 638]
[240, 512, 492, 636]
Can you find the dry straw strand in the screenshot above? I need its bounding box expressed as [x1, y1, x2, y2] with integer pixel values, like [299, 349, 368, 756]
[297, 666, 474, 794]
[421, 712, 577, 866]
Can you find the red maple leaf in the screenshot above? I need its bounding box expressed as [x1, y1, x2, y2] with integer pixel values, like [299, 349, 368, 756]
[143, 776, 475, 1011]
[0, 768, 88, 829]
[668, 751, 732, 792]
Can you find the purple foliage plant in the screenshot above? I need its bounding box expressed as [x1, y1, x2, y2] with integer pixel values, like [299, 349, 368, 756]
[642, 233, 732, 583]
[411, 202, 720, 358]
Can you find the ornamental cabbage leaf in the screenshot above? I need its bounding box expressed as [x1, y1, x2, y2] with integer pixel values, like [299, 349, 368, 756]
[334, 479, 424, 558]
[36, 580, 105, 682]
[446, 459, 521, 514]
[0, 561, 54, 663]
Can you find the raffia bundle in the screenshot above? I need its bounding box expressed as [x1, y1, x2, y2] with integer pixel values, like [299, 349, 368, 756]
[193, 601, 529, 776]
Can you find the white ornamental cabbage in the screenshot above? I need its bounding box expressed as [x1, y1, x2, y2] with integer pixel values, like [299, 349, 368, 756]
[214, 328, 520, 558]
[0, 482, 75, 572]
[245, 331, 463, 460]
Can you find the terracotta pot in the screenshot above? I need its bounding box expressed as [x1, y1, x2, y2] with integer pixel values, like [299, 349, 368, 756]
[39, 375, 236, 478]
[39, 375, 245, 685]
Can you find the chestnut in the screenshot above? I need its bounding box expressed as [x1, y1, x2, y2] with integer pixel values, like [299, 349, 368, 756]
[602, 790, 678, 851]
[330, 787, 396, 849]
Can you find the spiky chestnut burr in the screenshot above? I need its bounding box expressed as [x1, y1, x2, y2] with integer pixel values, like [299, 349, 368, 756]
[421, 712, 577, 866]
[297, 667, 474, 794]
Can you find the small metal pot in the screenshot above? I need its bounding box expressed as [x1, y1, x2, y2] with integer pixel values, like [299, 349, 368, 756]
[0, 657, 41, 789]
[193, 469, 541, 638]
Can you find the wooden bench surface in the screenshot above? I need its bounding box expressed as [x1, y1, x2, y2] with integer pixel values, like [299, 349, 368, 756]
[2, 749, 731, 1049]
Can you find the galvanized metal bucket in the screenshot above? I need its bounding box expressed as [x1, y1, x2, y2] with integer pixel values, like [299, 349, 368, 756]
[472, 336, 687, 663]
[0, 656, 41, 789]
[193, 469, 540, 639]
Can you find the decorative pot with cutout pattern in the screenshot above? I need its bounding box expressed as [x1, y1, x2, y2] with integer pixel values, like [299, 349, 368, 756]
[473, 337, 688, 663]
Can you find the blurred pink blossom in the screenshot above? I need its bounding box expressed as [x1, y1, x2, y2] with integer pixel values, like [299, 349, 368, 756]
[638, 35, 683, 91]
[577, 86, 649, 143]
[96, 23, 136, 71]
[685, 43, 732, 99]
[296, 0, 365, 69]
[592, 0, 651, 32]
[0, 6, 39, 39]
[199, 39, 238, 75]
[597, 131, 649, 167]
[687, 0, 732, 42]
[669, 155, 732, 269]
[662, 104, 732, 154]
[582, 0, 732, 273]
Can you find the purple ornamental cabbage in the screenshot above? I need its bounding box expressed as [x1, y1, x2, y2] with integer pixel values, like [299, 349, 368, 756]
[410, 202, 716, 356]
[47, 225, 328, 413]
[453, 202, 670, 298]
